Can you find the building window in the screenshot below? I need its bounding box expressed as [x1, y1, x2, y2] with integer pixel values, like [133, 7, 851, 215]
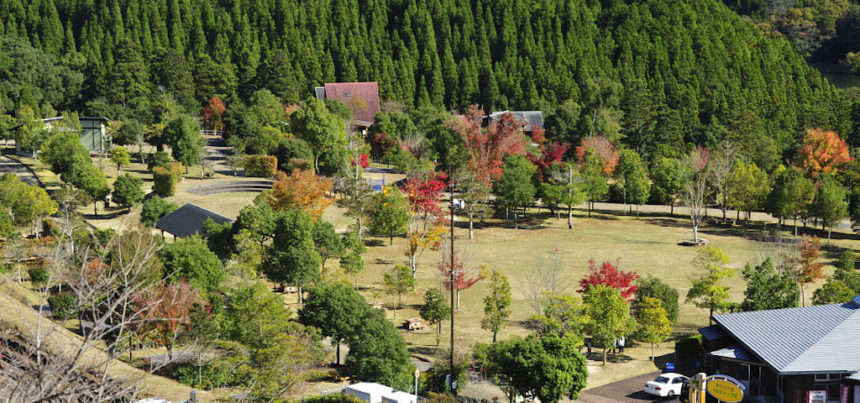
[345, 91, 352, 97]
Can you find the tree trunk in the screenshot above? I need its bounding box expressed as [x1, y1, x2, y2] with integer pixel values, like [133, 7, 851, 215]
[93, 201, 98, 216]
[693, 224, 698, 242]
[469, 214, 474, 239]
[670, 201, 674, 216]
[602, 348, 607, 366]
[513, 212, 518, 230]
[568, 205, 573, 229]
[651, 342, 655, 361]
[828, 228, 832, 243]
[336, 342, 341, 365]
[794, 215, 798, 237]
[493, 330, 497, 343]
[737, 209, 740, 223]
[456, 289, 461, 310]
[410, 254, 416, 279]
[298, 286, 303, 304]
[437, 321, 442, 334]
[390, 235, 393, 245]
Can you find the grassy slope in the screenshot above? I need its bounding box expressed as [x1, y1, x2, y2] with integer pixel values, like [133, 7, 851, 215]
[0, 275, 215, 402]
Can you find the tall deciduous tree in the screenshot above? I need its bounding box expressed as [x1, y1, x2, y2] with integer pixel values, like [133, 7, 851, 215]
[265, 209, 321, 303]
[495, 155, 537, 228]
[767, 166, 815, 236]
[788, 236, 827, 306]
[300, 281, 369, 365]
[368, 186, 409, 245]
[575, 136, 620, 176]
[290, 98, 347, 173]
[583, 284, 636, 365]
[159, 235, 225, 296]
[650, 157, 686, 215]
[312, 219, 344, 272]
[109, 146, 130, 175]
[268, 169, 333, 219]
[708, 141, 738, 220]
[454, 105, 528, 185]
[421, 288, 450, 340]
[580, 149, 609, 216]
[164, 114, 205, 173]
[345, 308, 413, 390]
[634, 297, 672, 361]
[481, 270, 512, 342]
[133, 279, 202, 359]
[403, 172, 447, 277]
[111, 174, 144, 209]
[633, 276, 679, 324]
[686, 247, 735, 324]
[811, 174, 849, 241]
[795, 128, 853, 177]
[614, 149, 650, 215]
[578, 258, 639, 301]
[544, 162, 585, 229]
[727, 160, 769, 222]
[440, 248, 487, 309]
[813, 250, 860, 305]
[683, 146, 710, 242]
[340, 230, 367, 288]
[383, 264, 415, 318]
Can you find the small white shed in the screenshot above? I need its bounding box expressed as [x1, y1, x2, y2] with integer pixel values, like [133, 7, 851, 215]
[344, 382, 393, 403]
[382, 391, 417, 403]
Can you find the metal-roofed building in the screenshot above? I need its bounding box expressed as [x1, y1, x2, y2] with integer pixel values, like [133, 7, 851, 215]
[700, 297, 860, 402]
[154, 203, 232, 239]
[488, 111, 544, 133]
[314, 82, 380, 127]
[13, 115, 111, 155]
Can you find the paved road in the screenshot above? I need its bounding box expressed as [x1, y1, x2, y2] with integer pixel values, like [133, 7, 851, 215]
[579, 371, 681, 403]
[0, 155, 40, 186]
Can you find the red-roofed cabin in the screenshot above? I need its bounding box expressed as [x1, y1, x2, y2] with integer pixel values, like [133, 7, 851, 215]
[315, 82, 380, 128]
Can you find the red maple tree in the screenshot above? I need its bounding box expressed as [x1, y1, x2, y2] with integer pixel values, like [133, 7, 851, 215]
[404, 172, 448, 219]
[527, 127, 571, 177]
[133, 280, 202, 357]
[439, 249, 487, 309]
[350, 153, 370, 168]
[202, 96, 226, 131]
[577, 258, 640, 300]
[574, 136, 620, 176]
[453, 105, 528, 185]
[795, 128, 853, 177]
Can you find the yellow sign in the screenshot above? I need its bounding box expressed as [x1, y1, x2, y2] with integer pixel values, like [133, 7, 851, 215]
[707, 379, 744, 403]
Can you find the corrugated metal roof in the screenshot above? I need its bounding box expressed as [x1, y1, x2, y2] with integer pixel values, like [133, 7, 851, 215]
[710, 345, 758, 362]
[154, 203, 233, 238]
[489, 111, 544, 131]
[699, 325, 728, 341]
[715, 302, 860, 373]
[323, 82, 380, 124]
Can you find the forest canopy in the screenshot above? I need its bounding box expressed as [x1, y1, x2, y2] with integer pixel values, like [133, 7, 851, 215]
[0, 0, 851, 161]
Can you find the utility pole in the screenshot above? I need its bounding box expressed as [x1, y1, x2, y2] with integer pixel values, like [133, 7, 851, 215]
[449, 171, 457, 397]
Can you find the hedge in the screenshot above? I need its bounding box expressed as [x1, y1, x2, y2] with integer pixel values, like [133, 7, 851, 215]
[675, 334, 704, 362]
[244, 155, 278, 177]
[153, 167, 177, 197]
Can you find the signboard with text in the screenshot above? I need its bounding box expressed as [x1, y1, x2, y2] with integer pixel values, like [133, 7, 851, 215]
[707, 379, 744, 403]
[808, 390, 827, 403]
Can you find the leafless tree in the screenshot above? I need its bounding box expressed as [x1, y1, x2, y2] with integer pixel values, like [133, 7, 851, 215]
[0, 221, 166, 402]
[683, 147, 710, 243]
[709, 141, 738, 221]
[525, 247, 568, 315]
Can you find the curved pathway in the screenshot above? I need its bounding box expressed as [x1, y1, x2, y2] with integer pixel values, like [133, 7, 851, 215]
[0, 155, 41, 186]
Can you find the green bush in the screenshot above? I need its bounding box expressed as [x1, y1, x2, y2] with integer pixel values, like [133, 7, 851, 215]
[152, 167, 177, 197]
[303, 394, 365, 403]
[174, 359, 242, 389]
[0, 262, 13, 274]
[48, 293, 77, 320]
[28, 267, 49, 286]
[147, 151, 172, 171]
[141, 196, 178, 226]
[244, 155, 278, 177]
[675, 334, 703, 361]
[112, 174, 145, 208]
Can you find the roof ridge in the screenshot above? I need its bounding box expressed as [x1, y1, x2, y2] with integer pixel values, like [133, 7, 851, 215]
[782, 305, 860, 372]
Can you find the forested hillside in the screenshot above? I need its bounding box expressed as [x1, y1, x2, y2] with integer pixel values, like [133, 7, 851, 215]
[0, 0, 851, 162]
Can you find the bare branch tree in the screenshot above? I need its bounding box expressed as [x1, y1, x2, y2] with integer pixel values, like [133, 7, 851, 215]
[683, 146, 710, 243]
[709, 141, 738, 221]
[525, 247, 568, 315]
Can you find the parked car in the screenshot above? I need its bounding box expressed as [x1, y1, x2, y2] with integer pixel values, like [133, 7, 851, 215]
[644, 373, 689, 398]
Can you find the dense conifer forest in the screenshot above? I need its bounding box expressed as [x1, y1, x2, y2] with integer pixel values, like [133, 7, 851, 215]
[0, 0, 853, 163]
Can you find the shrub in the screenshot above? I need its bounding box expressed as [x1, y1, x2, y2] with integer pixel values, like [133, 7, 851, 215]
[303, 394, 365, 403]
[244, 155, 278, 177]
[153, 167, 177, 197]
[28, 267, 49, 286]
[112, 174, 145, 208]
[0, 263, 13, 274]
[48, 293, 77, 320]
[174, 359, 242, 389]
[675, 334, 703, 361]
[42, 219, 59, 237]
[167, 161, 184, 180]
[147, 151, 172, 171]
[141, 196, 179, 226]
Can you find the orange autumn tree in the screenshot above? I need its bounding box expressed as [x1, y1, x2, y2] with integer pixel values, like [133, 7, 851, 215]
[456, 105, 528, 185]
[574, 136, 620, 176]
[202, 96, 226, 131]
[268, 169, 333, 219]
[795, 128, 853, 177]
[784, 235, 827, 306]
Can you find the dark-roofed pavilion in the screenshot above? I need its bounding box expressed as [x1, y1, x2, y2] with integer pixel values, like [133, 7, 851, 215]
[154, 203, 232, 239]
